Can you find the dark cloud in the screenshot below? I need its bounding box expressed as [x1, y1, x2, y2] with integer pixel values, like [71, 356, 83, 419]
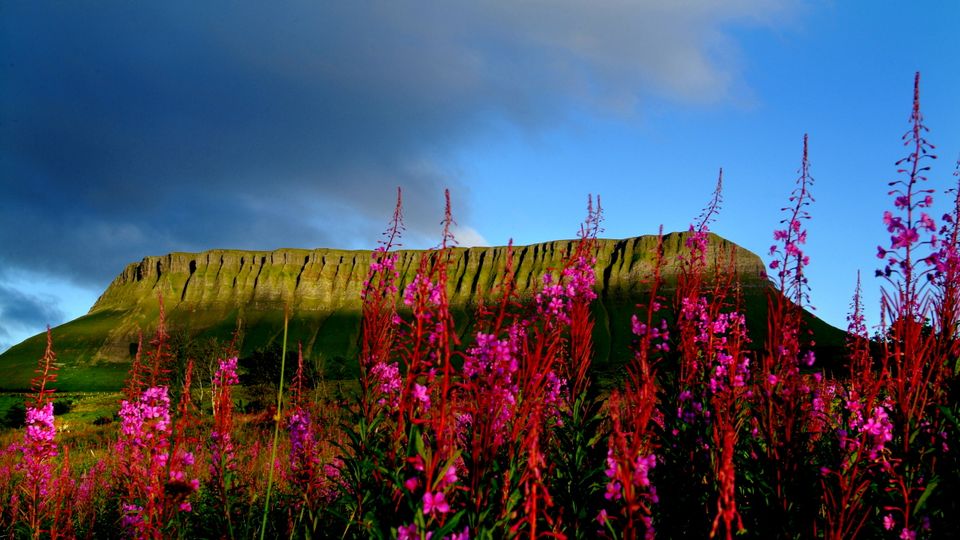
[0, 282, 66, 351]
[0, 1, 791, 288]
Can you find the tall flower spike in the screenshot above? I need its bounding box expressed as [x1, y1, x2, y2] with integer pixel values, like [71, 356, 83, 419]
[877, 72, 938, 317]
[30, 327, 58, 408]
[769, 134, 815, 309]
[441, 188, 458, 250]
[696, 168, 724, 234]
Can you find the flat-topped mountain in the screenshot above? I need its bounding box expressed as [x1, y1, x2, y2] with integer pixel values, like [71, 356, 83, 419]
[0, 232, 845, 391]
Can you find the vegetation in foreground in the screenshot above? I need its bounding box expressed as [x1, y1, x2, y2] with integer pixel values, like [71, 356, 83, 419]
[1, 73, 960, 539]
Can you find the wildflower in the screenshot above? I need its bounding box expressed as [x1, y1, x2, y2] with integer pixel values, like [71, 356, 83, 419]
[440, 464, 458, 488]
[18, 399, 58, 531]
[447, 527, 470, 540]
[370, 361, 402, 407]
[891, 228, 919, 249]
[413, 383, 431, 411]
[423, 491, 450, 515]
[604, 480, 622, 501]
[397, 524, 418, 540]
[213, 357, 239, 386]
[121, 503, 144, 529]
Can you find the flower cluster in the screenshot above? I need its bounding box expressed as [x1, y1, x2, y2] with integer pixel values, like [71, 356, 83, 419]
[211, 358, 239, 478]
[118, 386, 172, 454]
[362, 253, 400, 300]
[535, 257, 598, 325]
[875, 74, 939, 288]
[19, 402, 57, 498]
[116, 385, 195, 535]
[859, 406, 894, 461]
[632, 314, 670, 352]
[462, 331, 519, 443]
[404, 273, 443, 309]
[370, 360, 402, 408]
[562, 255, 598, 302]
[288, 408, 318, 476]
[602, 448, 658, 538]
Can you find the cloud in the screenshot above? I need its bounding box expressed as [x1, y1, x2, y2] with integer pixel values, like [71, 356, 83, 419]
[0, 0, 794, 288]
[0, 282, 66, 351]
[451, 225, 490, 248]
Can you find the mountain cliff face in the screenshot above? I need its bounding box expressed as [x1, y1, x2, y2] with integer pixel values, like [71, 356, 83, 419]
[0, 232, 842, 391]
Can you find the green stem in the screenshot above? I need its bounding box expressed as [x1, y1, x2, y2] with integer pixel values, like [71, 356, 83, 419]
[260, 309, 289, 540]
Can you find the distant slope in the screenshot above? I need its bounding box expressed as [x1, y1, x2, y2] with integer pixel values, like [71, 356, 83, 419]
[0, 232, 845, 391]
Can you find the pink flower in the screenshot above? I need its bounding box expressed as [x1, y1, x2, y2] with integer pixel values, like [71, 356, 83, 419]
[213, 357, 239, 386]
[398, 524, 418, 540]
[891, 228, 918, 249]
[413, 383, 431, 410]
[604, 480, 622, 501]
[597, 509, 609, 525]
[441, 465, 458, 488]
[370, 361, 401, 407]
[423, 491, 450, 515]
[20, 402, 57, 498]
[446, 527, 470, 540]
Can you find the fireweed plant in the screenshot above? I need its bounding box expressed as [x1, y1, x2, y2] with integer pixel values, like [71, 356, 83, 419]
[654, 170, 749, 540]
[601, 227, 667, 540]
[4, 73, 960, 538]
[741, 134, 822, 536]
[872, 73, 952, 539]
[17, 328, 67, 539]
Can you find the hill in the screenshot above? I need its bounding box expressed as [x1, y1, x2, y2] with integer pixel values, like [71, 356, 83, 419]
[0, 232, 845, 391]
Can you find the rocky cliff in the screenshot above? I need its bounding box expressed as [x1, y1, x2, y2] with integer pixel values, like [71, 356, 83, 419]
[0, 232, 843, 390]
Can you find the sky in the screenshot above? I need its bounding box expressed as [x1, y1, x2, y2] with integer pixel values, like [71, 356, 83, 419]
[1, 1, 959, 352]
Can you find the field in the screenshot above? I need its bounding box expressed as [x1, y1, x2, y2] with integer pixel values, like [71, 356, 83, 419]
[2, 74, 960, 539]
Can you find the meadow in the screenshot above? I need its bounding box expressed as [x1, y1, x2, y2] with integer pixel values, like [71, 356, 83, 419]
[1, 73, 959, 539]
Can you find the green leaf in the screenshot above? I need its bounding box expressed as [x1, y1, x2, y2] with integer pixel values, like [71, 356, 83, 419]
[913, 479, 938, 516]
[939, 405, 960, 430]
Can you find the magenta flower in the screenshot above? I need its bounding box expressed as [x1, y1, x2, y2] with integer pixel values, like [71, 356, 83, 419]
[891, 228, 919, 249]
[440, 464, 458, 488]
[20, 402, 57, 499]
[423, 491, 450, 515]
[413, 383, 431, 410]
[213, 357, 239, 386]
[397, 524, 418, 540]
[447, 527, 470, 540]
[370, 361, 402, 407]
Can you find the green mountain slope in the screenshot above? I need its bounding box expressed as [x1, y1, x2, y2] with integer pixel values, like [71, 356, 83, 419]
[0, 232, 845, 391]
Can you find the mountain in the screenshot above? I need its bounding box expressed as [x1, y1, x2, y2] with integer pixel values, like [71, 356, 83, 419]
[0, 232, 845, 391]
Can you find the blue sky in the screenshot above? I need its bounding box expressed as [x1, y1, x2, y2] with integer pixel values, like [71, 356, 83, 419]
[1, 1, 958, 352]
